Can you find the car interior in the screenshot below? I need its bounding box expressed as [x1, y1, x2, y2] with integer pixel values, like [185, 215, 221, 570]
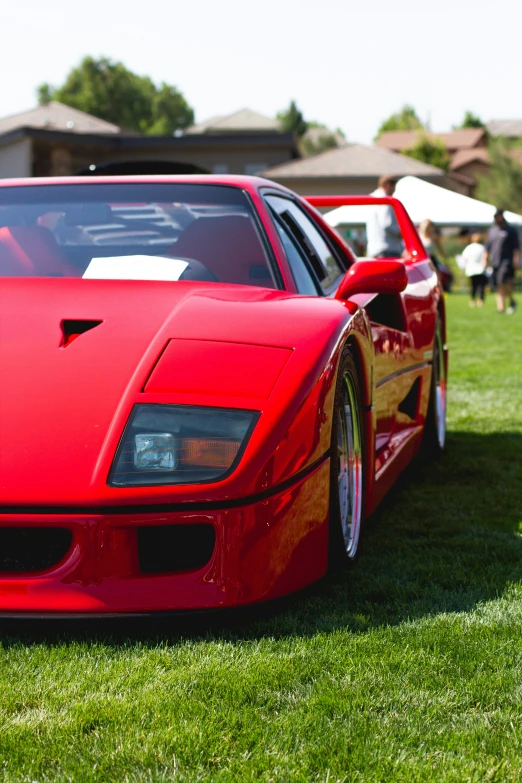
[0, 202, 277, 288]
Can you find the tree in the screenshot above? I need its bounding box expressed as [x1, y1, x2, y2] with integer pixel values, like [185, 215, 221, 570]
[402, 133, 451, 171]
[455, 111, 486, 130]
[37, 83, 53, 105]
[475, 138, 522, 213]
[300, 132, 339, 157]
[147, 83, 195, 135]
[376, 105, 423, 138]
[277, 100, 308, 137]
[37, 57, 194, 135]
[299, 122, 342, 157]
[299, 123, 344, 157]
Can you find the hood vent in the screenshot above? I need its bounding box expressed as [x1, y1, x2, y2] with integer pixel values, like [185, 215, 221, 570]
[61, 319, 103, 347]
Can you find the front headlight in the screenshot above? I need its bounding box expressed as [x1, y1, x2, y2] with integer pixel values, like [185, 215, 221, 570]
[109, 405, 258, 487]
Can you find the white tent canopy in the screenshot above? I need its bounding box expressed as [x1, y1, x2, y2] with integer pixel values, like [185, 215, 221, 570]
[324, 176, 522, 229]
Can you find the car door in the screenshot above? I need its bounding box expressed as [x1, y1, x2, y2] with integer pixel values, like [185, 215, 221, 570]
[304, 195, 439, 471]
[262, 191, 412, 452]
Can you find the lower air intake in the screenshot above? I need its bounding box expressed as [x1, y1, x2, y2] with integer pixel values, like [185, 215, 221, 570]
[137, 524, 216, 574]
[0, 527, 72, 573]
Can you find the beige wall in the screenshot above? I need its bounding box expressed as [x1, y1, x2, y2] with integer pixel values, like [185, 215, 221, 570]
[439, 174, 473, 196]
[452, 161, 491, 186]
[65, 142, 293, 176]
[0, 138, 32, 178]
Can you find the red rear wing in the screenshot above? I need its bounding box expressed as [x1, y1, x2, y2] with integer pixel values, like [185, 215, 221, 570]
[304, 195, 426, 261]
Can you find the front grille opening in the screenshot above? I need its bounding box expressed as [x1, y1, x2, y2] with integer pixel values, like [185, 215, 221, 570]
[137, 524, 215, 574]
[0, 527, 73, 573]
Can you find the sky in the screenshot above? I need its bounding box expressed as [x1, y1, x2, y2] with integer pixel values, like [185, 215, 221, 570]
[2, 0, 521, 144]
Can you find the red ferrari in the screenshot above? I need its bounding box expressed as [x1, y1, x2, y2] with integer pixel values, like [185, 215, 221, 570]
[0, 176, 447, 616]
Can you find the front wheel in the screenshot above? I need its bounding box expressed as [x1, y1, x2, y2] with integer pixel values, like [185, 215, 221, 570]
[329, 350, 364, 566]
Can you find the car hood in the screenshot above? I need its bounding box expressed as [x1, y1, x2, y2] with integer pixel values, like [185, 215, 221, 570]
[0, 279, 348, 506]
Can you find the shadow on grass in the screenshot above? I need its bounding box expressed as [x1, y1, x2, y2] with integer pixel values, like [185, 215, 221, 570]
[1, 430, 522, 645]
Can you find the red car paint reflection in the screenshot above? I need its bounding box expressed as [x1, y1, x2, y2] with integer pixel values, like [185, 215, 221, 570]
[0, 176, 446, 615]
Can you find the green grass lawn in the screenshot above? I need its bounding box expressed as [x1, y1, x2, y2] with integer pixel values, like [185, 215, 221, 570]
[2, 294, 522, 782]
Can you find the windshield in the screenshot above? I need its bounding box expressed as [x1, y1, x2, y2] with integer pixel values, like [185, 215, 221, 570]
[0, 183, 276, 288]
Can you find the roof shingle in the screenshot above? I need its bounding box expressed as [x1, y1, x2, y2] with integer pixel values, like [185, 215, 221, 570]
[185, 109, 280, 135]
[0, 101, 121, 136]
[449, 148, 490, 170]
[377, 128, 486, 152]
[487, 120, 522, 138]
[262, 143, 444, 178]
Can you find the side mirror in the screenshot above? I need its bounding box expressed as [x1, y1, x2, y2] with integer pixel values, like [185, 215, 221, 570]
[336, 259, 408, 302]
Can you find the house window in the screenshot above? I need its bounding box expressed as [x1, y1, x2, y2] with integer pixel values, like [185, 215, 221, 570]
[212, 163, 229, 174]
[244, 163, 268, 175]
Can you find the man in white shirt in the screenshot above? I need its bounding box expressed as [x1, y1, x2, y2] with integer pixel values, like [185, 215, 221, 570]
[366, 176, 404, 258]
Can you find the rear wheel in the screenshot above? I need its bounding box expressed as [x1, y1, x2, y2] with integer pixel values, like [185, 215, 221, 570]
[329, 350, 364, 565]
[422, 318, 447, 457]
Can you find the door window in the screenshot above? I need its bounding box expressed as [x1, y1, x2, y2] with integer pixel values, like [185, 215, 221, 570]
[265, 194, 345, 293]
[271, 216, 319, 296]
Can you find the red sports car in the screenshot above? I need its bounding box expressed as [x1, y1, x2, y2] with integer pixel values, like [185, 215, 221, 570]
[0, 176, 447, 616]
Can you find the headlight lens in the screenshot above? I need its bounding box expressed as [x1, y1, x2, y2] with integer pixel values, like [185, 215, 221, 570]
[109, 405, 258, 487]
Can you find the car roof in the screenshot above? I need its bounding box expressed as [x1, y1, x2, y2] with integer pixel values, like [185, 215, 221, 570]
[0, 174, 293, 195]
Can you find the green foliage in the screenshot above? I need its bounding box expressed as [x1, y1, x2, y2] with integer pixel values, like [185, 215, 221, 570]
[37, 56, 194, 135]
[300, 129, 340, 157]
[455, 110, 486, 129]
[147, 83, 195, 135]
[402, 132, 451, 171]
[277, 100, 308, 137]
[37, 83, 53, 105]
[376, 104, 423, 137]
[283, 119, 345, 157]
[476, 138, 522, 212]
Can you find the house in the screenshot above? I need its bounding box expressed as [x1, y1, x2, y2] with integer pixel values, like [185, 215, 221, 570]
[447, 147, 491, 186]
[376, 128, 487, 192]
[376, 128, 488, 156]
[184, 108, 281, 136]
[262, 142, 471, 196]
[0, 104, 298, 179]
[486, 120, 522, 140]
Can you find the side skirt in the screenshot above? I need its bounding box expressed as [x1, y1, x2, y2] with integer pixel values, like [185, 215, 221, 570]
[367, 425, 423, 513]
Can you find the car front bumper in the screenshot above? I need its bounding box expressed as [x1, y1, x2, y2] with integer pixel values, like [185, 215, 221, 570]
[0, 461, 330, 615]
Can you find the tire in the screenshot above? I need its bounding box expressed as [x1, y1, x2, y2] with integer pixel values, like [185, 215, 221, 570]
[328, 349, 364, 567]
[421, 317, 447, 458]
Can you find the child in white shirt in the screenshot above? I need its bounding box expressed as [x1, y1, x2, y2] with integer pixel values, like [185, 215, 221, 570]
[462, 233, 487, 307]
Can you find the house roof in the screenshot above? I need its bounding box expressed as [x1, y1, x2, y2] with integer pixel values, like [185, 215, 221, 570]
[449, 147, 490, 170]
[0, 101, 122, 135]
[185, 108, 280, 135]
[376, 128, 486, 152]
[487, 120, 522, 138]
[262, 142, 444, 179]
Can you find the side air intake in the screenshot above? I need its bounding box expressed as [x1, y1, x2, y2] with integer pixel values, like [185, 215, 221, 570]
[61, 319, 103, 347]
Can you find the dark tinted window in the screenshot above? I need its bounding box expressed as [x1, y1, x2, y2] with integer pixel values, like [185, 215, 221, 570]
[265, 194, 345, 293]
[270, 212, 319, 296]
[0, 183, 276, 288]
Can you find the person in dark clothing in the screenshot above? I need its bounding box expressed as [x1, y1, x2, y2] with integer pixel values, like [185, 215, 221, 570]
[484, 209, 520, 314]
